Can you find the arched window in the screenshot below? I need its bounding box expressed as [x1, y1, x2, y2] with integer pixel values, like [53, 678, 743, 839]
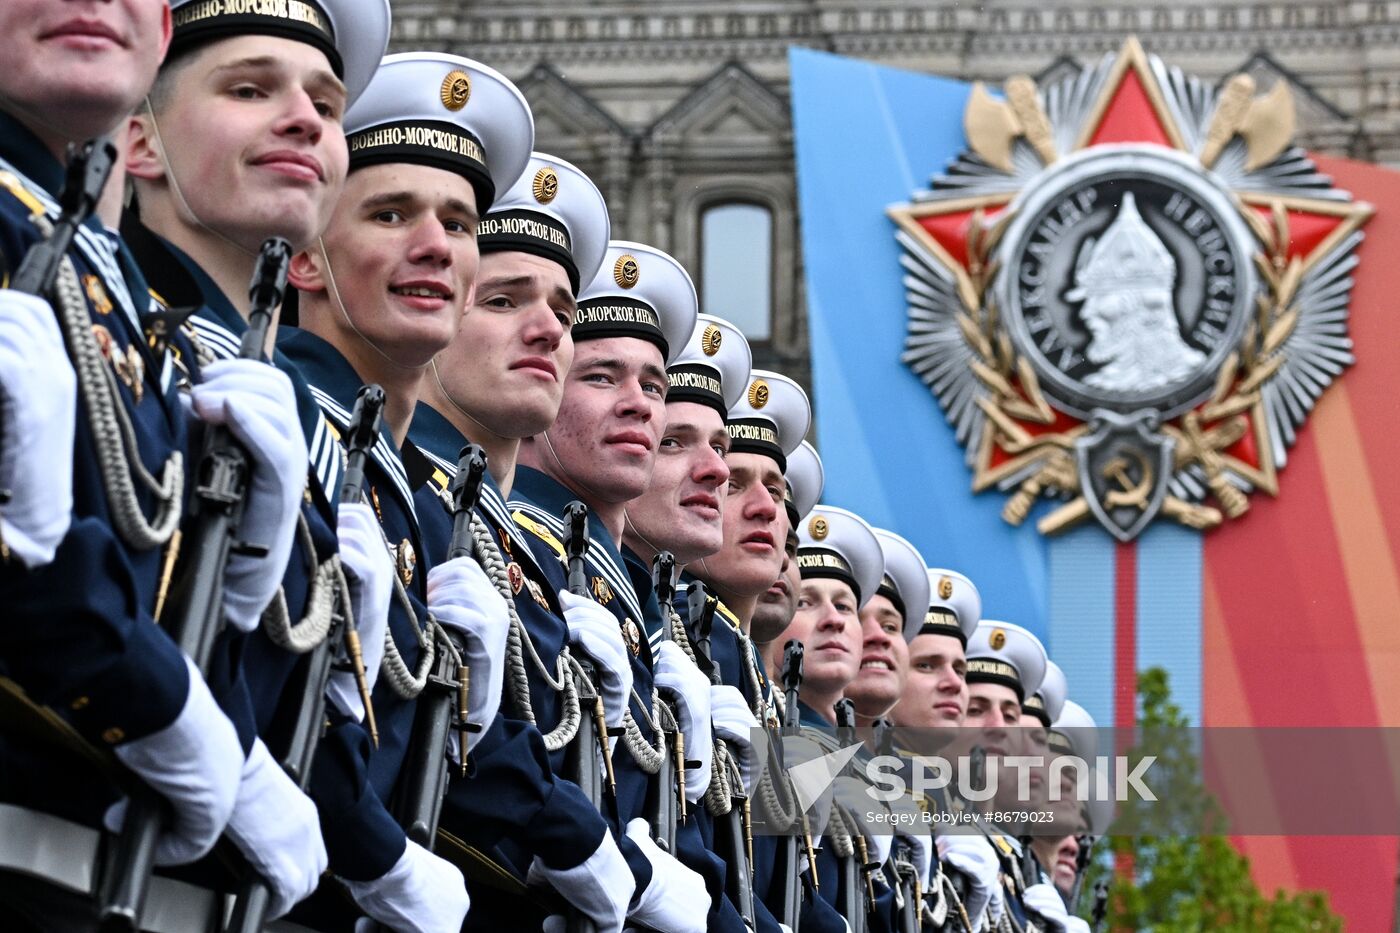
[700, 202, 773, 341]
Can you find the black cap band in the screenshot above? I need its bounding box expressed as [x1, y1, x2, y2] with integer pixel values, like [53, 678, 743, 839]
[1047, 730, 1074, 755]
[478, 209, 579, 294]
[667, 363, 726, 416]
[784, 481, 798, 528]
[170, 1, 341, 77]
[797, 547, 861, 603]
[727, 417, 786, 472]
[1023, 694, 1052, 727]
[573, 296, 668, 357]
[918, 608, 969, 645]
[965, 658, 1024, 702]
[875, 575, 906, 621]
[348, 120, 496, 214]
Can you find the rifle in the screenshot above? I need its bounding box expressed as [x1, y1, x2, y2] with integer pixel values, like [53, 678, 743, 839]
[393, 443, 488, 851]
[1090, 879, 1108, 932]
[873, 718, 921, 933]
[648, 551, 681, 854]
[777, 639, 806, 929]
[2, 137, 115, 508]
[833, 699, 868, 933]
[225, 382, 384, 933]
[684, 579, 756, 927]
[96, 237, 292, 933]
[562, 501, 610, 933]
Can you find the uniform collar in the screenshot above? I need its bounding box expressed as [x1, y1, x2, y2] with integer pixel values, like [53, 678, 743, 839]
[0, 110, 66, 202]
[128, 223, 328, 458]
[406, 402, 467, 462]
[798, 698, 831, 728]
[512, 465, 644, 621]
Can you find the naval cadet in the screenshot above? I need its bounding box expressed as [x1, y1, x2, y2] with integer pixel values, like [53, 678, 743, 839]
[751, 439, 823, 657]
[779, 502, 909, 932]
[848, 529, 931, 730]
[0, 1, 293, 925]
[943, 620, 1050, 930]
[681, 375, 847, 932]
[510, 239, 714, 931]
[619, 311, 767, 931]
[405, 151, 638, 931]
[279, 51, 534, 930]
[119, 0, 394, 916]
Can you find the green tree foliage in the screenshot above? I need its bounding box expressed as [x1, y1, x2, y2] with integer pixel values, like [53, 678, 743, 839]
[1077, 668, 1341, 931]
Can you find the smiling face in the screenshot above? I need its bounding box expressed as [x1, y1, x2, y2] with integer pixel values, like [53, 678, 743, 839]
[292, 162, 480, 368]
[1031, 833, 1081, 898]
[130, 35, 348, 252]
[780, 577, 862, 697]
[0, 0, 171, 144]
[695, 451, 785, 599]
[845, 592, 909, 716]
[623, 400, 731, 565]
[541, 336, 668, 505]
[433, 251, 575, 439]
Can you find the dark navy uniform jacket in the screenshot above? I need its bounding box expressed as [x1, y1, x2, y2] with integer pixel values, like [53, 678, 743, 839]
[123, 219, 343, 743]
[0, 113, 202, 829]
[403, 404, 618, 930]
[276, 328, 428, 893]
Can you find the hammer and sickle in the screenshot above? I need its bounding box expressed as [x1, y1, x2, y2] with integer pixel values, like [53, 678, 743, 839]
[1101, 450, 1153, 510]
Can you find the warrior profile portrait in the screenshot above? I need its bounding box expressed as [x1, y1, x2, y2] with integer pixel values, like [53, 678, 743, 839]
[1066, 192, 1205, 393]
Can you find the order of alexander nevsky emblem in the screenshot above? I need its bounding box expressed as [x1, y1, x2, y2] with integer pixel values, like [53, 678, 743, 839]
[889, 38, 1373, 541]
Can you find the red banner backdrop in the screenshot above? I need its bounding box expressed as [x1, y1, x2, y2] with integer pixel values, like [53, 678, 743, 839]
[1204, 155, 1400, 931]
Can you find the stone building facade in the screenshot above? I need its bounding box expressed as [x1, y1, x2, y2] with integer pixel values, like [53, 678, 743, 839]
[390, 0, 1400, 385]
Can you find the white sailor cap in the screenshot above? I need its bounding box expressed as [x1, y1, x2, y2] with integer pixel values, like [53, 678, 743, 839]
[1047, 699, 1097, 760]
[666, 314, 752, 417]
[476, 152, 610, 296]
[920, 569, 981, 646]
[797, 505, 884, 610]
[783, 441, 824, 528]
[726, 370, 810, 473]
[966, 620, 1048, 704]
[1025, 660, 1068, 727]
[169, 0, 390, 107]
[575, 241, 698, 365]
[1049, 701, 1113, 834]
[872, 529, 931, 641]
[345, 52, 533, 216]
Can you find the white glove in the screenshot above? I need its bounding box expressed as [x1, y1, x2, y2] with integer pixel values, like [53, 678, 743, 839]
[709, 684, 758, 795]
[558, 589, 632, 729]
[189, 359, 307, 632]
[104, 657, 243, 865]
[1064, 918, 1091, 933]
[528, 827, 633, 933]
[1023, 882, 1071, 932]
[223, 739, 328, 918]
[653, 642, 712, 803]
[343, 839, 469, 933]
[0, 288, 75, 567]
[429, 556, 511, 754]
[884, 795, 933, 888]
[624, 818, 709, 933]
[327, 502, 392, 720]
[936, 832, 1000, 931]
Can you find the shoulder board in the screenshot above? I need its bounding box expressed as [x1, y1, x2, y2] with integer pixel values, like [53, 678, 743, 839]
[512, 509, 565, 559]
[0, 169, 45, 219]
[991, 834, 1015, 857]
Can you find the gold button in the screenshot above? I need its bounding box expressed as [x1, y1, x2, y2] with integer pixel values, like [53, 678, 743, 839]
[102, 727, 125, 745]
[70, 696, 90, 711]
